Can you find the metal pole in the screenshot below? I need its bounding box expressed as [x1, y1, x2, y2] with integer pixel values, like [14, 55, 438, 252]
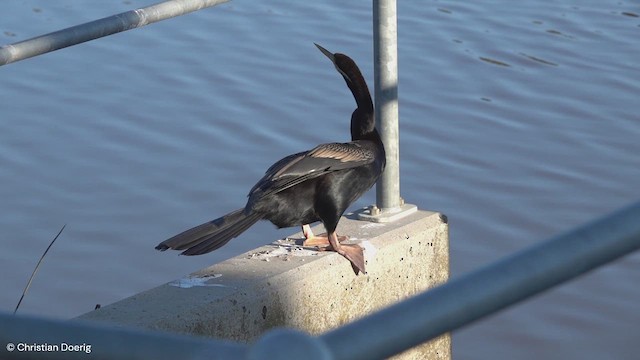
[323, 201, 640, 360]
[0, 312, 246, 360]
[0, 0, 229, 66]
[360, 0, 417, 223]
[373, 0, 400, 210]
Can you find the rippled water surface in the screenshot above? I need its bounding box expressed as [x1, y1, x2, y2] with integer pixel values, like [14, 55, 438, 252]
[1, 1, 639, 359]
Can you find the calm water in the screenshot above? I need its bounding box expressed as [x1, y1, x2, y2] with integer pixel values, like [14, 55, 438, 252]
[2, 1, 639, 358]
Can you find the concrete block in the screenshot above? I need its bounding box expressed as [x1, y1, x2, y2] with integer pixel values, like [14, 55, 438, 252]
[78, 209, 450, 359]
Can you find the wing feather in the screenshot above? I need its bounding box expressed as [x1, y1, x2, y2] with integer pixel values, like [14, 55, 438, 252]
[248, 141, 374, 199]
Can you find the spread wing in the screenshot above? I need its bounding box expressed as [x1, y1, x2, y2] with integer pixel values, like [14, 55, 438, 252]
[248, 141, 375, 199]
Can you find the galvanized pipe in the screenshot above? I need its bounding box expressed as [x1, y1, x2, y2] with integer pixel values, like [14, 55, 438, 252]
[0, 312, 246, 360]
[373, 0, 401, 210]
[322, 201, 640, 360]
[0, 0, 229, 66]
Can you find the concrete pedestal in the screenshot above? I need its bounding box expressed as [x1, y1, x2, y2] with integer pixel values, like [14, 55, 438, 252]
[78, 209, 450, 359]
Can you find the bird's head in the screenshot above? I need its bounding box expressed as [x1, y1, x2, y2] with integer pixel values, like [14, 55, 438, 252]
[314, 43, 373, 115]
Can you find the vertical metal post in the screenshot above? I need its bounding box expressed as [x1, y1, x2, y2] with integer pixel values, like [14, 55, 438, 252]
[373, 0, 400, 210]
[361, 0, 416, 222]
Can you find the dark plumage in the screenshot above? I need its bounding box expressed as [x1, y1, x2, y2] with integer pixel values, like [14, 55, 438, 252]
[156, 43, 385, 275]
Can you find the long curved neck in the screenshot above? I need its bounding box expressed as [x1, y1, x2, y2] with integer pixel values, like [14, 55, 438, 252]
[335, 54, 374, 113]
[351, 109, 377, 141]
[333, 54, 375, 141]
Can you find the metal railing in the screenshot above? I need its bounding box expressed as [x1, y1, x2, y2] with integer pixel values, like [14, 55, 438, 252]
[3, 201, 640, 359]
[0, 0, 229, 66]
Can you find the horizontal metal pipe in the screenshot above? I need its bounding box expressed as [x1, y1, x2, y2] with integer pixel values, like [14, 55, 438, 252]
[0, 0, 229, 66]
[321, 201, 640, 360]
[0, 312, 246, 360]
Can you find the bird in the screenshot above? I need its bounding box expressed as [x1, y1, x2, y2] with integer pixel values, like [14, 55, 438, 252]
[155, 43, 385, 275]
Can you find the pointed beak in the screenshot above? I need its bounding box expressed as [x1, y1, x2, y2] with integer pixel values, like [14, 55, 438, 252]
[315, 43, 353, 85]
[314, 43, 335, 63]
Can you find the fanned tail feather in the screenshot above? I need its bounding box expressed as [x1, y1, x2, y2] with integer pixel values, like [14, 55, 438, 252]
[155, 209, 262, 255]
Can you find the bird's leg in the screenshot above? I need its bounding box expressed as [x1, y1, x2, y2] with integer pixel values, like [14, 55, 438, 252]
[301, 224, 330, 247]
[327, 231, 365, 275]
[301, 224, 349, 247]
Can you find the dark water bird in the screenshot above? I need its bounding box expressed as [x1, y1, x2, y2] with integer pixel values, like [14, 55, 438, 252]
[155, 43, 385, 275]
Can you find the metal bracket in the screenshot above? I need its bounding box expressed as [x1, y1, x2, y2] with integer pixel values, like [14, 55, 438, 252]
[356, 198, 418, 223]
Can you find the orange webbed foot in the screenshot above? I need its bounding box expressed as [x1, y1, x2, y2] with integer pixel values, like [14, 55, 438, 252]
[301, 224, 349, 247]
[326, 231, 365, 275]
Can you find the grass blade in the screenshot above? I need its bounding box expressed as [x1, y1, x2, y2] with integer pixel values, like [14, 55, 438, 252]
[14, 224, 66, 314]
